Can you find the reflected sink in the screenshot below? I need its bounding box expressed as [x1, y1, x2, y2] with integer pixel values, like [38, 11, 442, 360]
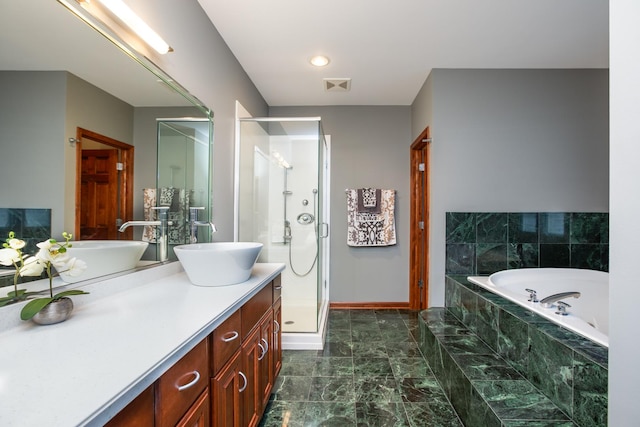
[60, 240, 149, 283]
[174, 242, 263, 287]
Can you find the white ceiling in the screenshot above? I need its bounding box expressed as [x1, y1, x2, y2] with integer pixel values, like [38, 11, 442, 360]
[197, 0, 609, 106]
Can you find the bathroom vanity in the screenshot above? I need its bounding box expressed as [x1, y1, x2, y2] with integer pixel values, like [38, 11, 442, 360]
[0, 261, 284, 427]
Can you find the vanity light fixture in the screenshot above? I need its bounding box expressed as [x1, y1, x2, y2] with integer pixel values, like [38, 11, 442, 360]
[309, 55, 330, 67]
[79, 0, 173, 54]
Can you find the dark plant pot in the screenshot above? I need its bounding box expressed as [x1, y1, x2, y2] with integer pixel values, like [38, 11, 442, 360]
[32, 297, 74, 325]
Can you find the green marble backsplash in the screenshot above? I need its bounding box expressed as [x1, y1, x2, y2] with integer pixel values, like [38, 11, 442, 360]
[446, 212, 609, 275]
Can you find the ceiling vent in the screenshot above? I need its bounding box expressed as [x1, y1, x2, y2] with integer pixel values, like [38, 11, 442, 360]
[323, 78, 351, 92]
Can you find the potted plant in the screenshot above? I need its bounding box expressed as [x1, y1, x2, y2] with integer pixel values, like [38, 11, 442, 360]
[0, 231, 89, 324]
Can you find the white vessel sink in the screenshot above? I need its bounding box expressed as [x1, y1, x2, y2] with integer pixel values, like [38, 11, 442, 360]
[174, 242, 263, 286]
[60, 240, 149, 283]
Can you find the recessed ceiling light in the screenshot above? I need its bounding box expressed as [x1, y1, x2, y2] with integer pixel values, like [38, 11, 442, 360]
[310, 55, 330, 67]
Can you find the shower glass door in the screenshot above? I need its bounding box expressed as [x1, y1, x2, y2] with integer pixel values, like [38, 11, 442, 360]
[236, 117, 328, 333]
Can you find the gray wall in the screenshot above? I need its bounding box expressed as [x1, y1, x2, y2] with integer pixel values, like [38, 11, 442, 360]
[0, 72, 66, 233]
[271, 106, 412, 303]
[411, 69, 610, 306]
[609, 1, 640, 424]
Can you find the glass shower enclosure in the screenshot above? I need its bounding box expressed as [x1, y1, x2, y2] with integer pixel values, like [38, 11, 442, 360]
[236, 117, 329, 348]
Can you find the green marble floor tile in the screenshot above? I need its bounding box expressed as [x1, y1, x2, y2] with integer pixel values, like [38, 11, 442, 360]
[327, 315, 351, 330]
[502, 421, 576, 427]
[282, 349, 319, 362]
[313, 357, 354, 377]
[317, 341, 352, 357]
[258, 400, 307, 427]
[352, 341, 389, 358]
[355, 402, 409, 427]
[281, 360, 315, 376]
[353, 377, 401, 403]
[473, 380, 570, 421]
[353, 357, 394, 378]
[350, 310, 377, 320]
[390, 357, 434, 379]
[303, 401, 357, 426]
[308, 376, 356, 402]
[403, 401, 464, 427]
[324, 328, 352, 343]
[386, 341, 422, 358]
[272, 375, 313, 401]
[351, 328, 384, 342]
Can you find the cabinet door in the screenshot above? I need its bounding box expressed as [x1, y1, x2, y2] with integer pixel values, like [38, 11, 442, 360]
[242, 327, 261, 427]
[272, 297, 282, 378]
[259, 309, 274, 408]
[176, 389, 210, 427]
[212, 350, 243, 427]
[105, 385, 154, 427]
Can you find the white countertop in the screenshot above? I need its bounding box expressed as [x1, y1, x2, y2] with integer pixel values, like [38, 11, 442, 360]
[0, 261, 285, 427]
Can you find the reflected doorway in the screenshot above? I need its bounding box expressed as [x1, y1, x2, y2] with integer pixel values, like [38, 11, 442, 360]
[74, 127, 134, 240]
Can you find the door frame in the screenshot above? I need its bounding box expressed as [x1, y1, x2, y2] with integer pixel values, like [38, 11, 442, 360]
[410, 127, 431, 310]
[75, 127, 134, 240]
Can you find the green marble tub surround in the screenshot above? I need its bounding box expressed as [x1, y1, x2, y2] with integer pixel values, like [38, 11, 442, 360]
[446, 211, 609, 274]
[442, 275, 608, 427]
[419, 307, 571, 426]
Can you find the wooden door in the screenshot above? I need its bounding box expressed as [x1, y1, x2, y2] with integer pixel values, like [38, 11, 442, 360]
[258, 310, 274, 408]
[176, 390, 210, 427]
[242, 327, 261, 427]
[80, 149, 119, 240]
[75, 127, 134, 240]
[410, 127, 431, 310]
[272, 298, 282, 378]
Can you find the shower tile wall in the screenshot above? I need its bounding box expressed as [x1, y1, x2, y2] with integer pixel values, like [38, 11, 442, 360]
[0, 208, 52, 286]
[446, 212, 609, 275]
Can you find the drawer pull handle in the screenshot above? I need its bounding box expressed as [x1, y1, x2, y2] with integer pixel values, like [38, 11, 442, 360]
[274, 286, 282, 290]
[176, 370, 201, 391]
[261, 337, 269, 354]
[221, 331, 239, 342]
[274, 319, 280, 333]
[258, 343, 266, 361]
[238, 371, 247, 393]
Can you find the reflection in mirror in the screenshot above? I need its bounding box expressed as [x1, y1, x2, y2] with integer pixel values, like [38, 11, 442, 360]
[0, 2, 213, 296]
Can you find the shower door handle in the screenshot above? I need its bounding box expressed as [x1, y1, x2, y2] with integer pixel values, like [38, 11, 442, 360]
[320, 222, 329, 238]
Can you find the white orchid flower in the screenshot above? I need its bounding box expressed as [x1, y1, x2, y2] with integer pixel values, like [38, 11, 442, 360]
[56, 257, 87, 277]
[0, 247, 20, 266]
[19, 256, 45, 277]
[7, 238, 26, 250]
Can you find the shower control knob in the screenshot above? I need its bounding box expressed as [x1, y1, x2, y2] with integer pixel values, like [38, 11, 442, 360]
[302, 199, 309, 206]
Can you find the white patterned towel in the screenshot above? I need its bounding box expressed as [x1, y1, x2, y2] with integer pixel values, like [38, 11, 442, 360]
[346, 188, 396, 247]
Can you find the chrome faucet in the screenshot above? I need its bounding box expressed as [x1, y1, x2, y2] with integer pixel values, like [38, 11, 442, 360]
[540, 291, 581, 308]
[189, 207, 217, 243]
[119, 206, 172, 262]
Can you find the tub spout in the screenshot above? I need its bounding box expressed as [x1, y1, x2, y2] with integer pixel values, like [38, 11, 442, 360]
[540, 291, 581, 308]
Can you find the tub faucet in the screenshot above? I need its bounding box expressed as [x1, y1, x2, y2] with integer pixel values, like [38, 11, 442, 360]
[119, 206, 172, 262]
[189, 207, 217, 243]
[540, 291, 581, 308]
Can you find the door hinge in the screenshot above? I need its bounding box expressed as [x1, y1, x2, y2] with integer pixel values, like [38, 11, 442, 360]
[418, 279, 424, 288]
[418, 163, 425, 172]
[418, 221, 424, 230]
[116, 162, 124, 171]
[116, 218, 123, 227]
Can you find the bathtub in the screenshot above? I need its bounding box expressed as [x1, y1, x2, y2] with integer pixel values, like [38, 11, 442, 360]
[468, 268, 608, 347]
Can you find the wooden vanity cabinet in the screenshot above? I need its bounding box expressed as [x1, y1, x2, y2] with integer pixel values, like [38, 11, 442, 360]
[211, 276, 282, 427]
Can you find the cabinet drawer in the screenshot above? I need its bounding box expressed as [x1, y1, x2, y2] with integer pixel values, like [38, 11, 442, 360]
[212, 309, 242, 373]
[272, 275, 282, 301]
[241, 283, 273, 339]
[156, 339, 209, 427]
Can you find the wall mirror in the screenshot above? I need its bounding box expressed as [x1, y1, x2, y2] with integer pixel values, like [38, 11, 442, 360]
[0, 1, 213, 296]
